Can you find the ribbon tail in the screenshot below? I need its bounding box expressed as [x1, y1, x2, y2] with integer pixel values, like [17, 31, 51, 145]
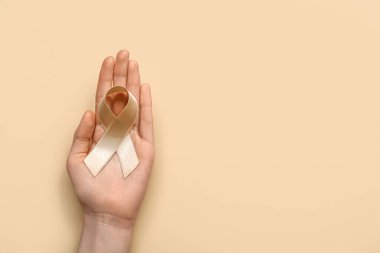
[116, 134, 139, 178]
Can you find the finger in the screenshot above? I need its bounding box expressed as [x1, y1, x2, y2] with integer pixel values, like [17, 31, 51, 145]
[69, 110, 96, 156]
[96, 56, 115, 123]
[113, 49, 129, 87]
[139, 83, 154, 142]
[127, 59, 141, 125]
[127, 59, 141, 101]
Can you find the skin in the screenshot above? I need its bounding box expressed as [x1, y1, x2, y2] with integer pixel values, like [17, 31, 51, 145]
[66, 50, 155, 253]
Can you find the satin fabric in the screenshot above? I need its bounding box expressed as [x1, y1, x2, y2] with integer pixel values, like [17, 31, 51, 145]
[84, 86, 139, 177]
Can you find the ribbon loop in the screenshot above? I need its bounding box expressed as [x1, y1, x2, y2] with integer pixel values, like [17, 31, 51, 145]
[84, 86, 139, 178]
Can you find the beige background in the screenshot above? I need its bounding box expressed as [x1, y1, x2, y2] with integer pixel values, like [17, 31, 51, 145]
[0, 0, 380, 252]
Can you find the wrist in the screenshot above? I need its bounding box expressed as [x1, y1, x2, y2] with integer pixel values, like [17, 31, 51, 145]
[78, 213, 134, 253]
[84, 211, 136, 230]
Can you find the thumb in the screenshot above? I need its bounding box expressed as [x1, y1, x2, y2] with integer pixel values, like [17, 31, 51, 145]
[69, 110, 95, 157]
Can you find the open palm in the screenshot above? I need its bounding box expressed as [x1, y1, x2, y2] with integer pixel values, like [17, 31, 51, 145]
[66, 50, 154, 227]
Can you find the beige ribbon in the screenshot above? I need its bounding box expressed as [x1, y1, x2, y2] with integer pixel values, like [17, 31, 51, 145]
[84, 86, 139, 178]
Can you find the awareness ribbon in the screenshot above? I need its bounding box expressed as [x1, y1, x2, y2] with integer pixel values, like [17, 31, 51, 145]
[84, 86, 139, 178]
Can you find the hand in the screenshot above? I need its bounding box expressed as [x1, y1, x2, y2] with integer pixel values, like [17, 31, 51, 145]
[66, 50, 155, 252]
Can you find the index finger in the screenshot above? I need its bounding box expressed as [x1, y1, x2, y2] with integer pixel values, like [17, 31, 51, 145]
[95, 56, 115, 124]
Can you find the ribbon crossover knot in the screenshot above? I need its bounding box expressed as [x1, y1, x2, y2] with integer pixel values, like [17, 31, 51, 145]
[84, 86, 139, 178]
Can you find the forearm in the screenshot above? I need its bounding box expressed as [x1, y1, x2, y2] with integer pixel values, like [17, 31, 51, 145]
[78, 213, 134, 253]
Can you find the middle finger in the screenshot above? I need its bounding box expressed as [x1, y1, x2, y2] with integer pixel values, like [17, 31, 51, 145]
[113, 49, 129, 87]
